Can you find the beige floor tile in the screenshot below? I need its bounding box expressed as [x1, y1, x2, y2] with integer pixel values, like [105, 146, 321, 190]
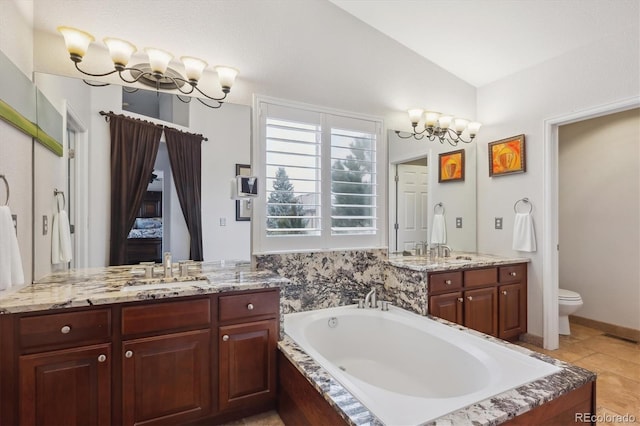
[569, 323, 605, 340]
[242, 410, 285, 426]
[591, 371, 640, 420]
[574, 353, 640, 383]
[586, 335, 640, 367]
[596, 406, 640, 425]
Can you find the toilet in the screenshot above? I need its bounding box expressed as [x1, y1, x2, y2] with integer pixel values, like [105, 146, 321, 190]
[558, 288, 583, 335]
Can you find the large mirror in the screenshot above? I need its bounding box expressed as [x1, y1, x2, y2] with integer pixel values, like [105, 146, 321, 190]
[32, 73, 251, 278]
[388, 129, 476, 255]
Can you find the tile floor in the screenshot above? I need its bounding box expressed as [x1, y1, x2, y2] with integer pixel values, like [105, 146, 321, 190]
[517, 322, 640, 425]
[227, 321, 639, 426]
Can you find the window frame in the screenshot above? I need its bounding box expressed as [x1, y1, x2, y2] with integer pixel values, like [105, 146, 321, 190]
[252, 95, 387, 254]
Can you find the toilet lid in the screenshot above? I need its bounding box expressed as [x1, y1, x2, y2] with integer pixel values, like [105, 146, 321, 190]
[559, 289, 581, 300]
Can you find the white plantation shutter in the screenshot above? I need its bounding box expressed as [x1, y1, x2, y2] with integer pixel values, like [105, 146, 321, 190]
[254, 97, 385, 253]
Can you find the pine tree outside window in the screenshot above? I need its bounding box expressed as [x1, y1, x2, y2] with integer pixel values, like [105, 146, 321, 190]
[254, 97, 385, 253]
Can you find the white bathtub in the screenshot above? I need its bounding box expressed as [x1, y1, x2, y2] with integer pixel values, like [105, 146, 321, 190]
[284, 305, 561, 425]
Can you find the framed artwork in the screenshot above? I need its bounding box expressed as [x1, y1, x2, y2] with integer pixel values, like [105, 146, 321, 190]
[235, 163, 252, 221]
[438, 149, 465, 183]
[488, 134, 526, 177]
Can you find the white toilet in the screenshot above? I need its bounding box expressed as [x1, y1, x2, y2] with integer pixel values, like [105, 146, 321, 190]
[558, 288, 583, 335]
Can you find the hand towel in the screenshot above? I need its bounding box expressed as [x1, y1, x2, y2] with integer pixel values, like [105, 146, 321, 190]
[52, 210, 73, 264]
[430, 213, 447, 245]
[512, 212, 536, 252]
[0, 205, 24, 290]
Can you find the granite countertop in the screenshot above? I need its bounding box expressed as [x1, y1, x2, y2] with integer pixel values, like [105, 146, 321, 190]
[0, 261, 289, 314]
[387, 252, 530, 272]
[278, 316, 596, 426]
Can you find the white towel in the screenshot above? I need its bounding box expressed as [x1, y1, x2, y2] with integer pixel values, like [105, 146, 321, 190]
[52, 210, 73, 264]
[430, 213, 447, 245]
[512, 212, 537, 252]
[0, 205, 24, 290]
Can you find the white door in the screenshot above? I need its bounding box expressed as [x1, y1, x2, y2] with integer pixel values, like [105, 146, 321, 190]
[396, 163, 428, 252]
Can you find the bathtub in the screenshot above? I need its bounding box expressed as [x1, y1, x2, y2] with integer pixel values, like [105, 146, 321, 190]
[284, 305, 561, 425]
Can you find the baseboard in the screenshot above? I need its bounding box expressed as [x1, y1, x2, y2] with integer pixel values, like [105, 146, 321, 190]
[570, 315, 639, 343]
[519, 332, 543, 348]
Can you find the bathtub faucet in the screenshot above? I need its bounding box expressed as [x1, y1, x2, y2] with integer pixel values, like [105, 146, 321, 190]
[364, 287, 377, 309]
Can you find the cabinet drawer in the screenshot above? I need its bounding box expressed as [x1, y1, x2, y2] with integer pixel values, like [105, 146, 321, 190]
[219, 290, 279, 323]
[464, 268, 498, 288]
[19, 309, 111, 350]
[122, 298, 211, 336]
[499, 264, 526, 283]
[428, 271, 463, 293]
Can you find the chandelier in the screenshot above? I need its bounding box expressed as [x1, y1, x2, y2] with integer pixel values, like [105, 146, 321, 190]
[395, 109, 481, 146]
[57, 26, 239, 109]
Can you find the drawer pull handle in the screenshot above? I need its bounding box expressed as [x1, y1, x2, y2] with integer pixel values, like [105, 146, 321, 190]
[457, 297, 463, 303]
[247, 303, 254, 310]
[222, 335, 230, 342]
[125, 350, 133, 359]
[445, 280, 452, 285]
[502, 290, 508, 296]
[98, 354, 107, 363]
[60, 325, 71, 334]
[467, 296, 473, 301]
[510, 272, 517, 276]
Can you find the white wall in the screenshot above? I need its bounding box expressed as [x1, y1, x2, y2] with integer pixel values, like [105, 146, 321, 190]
[0, 0, 33, 285]
[476, 28, 640, 338]
[559, 108, 640, 330]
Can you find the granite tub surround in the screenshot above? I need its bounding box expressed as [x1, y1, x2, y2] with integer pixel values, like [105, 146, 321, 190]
[387, 251, 530, 272]
[278, 313, 596, 426]
[382, 263, 428, 315]
[0, 261, 289, 314]
[256, 249, 387, 314]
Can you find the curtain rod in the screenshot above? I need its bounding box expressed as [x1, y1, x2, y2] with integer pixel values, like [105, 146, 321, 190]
[99, 111, 209, 141]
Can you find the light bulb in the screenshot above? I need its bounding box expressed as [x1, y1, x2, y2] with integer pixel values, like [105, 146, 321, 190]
[57, 26, 94, 62]
[181, 56, 208, 83]
[215, 66, 239, 91]
[145, 48, 173, 76]
[407, 109, 424, 125]
[104, 37, 136, 69]
[424, 111, 440, 128]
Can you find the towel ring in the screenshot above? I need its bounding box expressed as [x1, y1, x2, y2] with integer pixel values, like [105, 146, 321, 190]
[434, 202, 445, 215]
[0, 174, 8, 206]
[514, 198, 532, 214]
[54, 189, 66, 211]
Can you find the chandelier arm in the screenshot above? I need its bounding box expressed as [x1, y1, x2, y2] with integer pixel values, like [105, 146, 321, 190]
[82, 79, 111, 87]
[163, 76, 196, 95]
[74, 61, 119, 78]
[191, 84, 229, 102]
[444, 128, 473, 144]
[196, 97, 224, 109]
[122, 86, 139, 93]
[175, 94, 194, 104]
[116, 68, 152, 84]
[395, 130, 426, 140]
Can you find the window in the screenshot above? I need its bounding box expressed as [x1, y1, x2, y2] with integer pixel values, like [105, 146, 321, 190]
[254, 97, 385, 253]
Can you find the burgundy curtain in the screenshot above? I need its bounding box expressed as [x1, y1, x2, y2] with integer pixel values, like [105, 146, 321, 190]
[108, 113, 163, 266]
[164, 127, 204, 261]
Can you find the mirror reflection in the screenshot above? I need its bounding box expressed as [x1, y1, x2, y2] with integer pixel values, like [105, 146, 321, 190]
[387, 129, 477, 256]
[32, 73, 251, 278]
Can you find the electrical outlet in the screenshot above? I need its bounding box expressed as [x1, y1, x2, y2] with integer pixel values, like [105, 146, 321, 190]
[43, 215, 48, 235]
[456, 217, 463, 228]
[11, 214, 17, 234]
[495, 217, 503, 230]
[219, 217, 227, 227]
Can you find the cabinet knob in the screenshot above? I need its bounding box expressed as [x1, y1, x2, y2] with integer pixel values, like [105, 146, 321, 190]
[222, 335, 230, 342]
[457, 297, 463, 302]
[125, 350, 133, 358]
[98, 354, 107, 363]
[510, 271, 517, 276]
[445, 280, 452, 285]
[247, 303, 254, 310]
[467, 296, 473, 301]
[60, 325, 71, 334]
[502, 290, 508, 295]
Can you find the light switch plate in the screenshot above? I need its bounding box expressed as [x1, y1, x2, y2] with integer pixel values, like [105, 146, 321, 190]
[43, 215, 48, 235]
[495, 217, 503, 230]
[219, 217, 227, 226]
[456, 217, 463, 228]
[11, 214, 17, 234]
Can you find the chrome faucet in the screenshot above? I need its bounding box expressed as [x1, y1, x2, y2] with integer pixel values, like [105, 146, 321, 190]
[364, 287, 377, 309]
[441, 245, 452, 257]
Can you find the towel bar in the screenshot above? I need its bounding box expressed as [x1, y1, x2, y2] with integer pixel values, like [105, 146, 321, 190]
[0, 174, 9, 206]
[54, 189, 66, 211]
[514, 197, 532, 214]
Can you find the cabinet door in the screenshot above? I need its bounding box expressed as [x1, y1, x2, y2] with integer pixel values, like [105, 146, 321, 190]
[464, 287, 498, 337]
[428, 292, 463, 325]
[219, 319, 277, 412]
[19, 343, 111, 426]
[122, 329, 211, 426]
[499, 283, 526, 340]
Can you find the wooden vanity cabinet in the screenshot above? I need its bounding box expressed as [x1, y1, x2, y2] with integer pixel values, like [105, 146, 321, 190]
[428, 263, 527, 340]
[218, 290, 279, 413]
[0, 288, 281, 426]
